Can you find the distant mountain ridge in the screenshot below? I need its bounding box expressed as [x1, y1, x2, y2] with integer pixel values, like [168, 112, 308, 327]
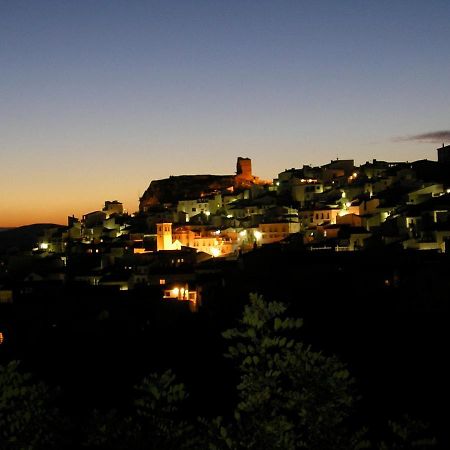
[0, 223, 63, 252]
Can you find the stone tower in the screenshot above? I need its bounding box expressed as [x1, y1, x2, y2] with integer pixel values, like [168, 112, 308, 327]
[236, 157, 253, 181]
[156, 223, 173, 251]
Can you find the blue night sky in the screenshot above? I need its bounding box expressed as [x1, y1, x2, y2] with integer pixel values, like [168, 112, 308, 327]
[1, 0, 450, 226]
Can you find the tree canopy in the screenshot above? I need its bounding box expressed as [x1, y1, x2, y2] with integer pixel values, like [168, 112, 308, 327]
[0, 294, 438, 449]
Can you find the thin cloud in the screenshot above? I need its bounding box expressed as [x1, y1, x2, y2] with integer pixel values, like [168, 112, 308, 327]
[394, 130, 450, 144]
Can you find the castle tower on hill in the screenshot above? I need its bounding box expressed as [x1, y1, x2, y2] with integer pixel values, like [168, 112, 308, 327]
[236, 157, 253, 182]
[157, 223, 173, 251]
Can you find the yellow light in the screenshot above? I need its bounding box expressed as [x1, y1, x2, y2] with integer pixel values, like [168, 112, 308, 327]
[39, 243, 48, 250]
[345, 202, 351, 208]
[172, 287, 179, 297]
[341, 191, 346, 198]
[353, 172, 357, 177]
[211, 247, 220, 257]
[254, 230, 262, 240]
[239, 230, 247, 237]
[0, 332, 4, 345]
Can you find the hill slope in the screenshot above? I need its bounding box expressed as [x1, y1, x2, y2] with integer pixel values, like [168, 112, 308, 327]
[0, 224, 63, 253]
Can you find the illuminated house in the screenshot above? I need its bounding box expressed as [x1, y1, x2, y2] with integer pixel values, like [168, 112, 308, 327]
[157, 223, 236, 257]
[258, 221, 300, 245]
[291, 180, 324, 207]
[82, 211, 107, 228]
[407, 184, 444, 204]
[396, 192, 450, 252]
[321, 224, 372, 251]
[320, 159, 355, 184]
[298, 207, 340, 228]
[163, 284, 197, 301]
[190, 232, 234, 256]
[437, 143, 450, 164]
[177, 193, 223, 221]
[102, 200, 124, 217]
[163, 284, 198, 312]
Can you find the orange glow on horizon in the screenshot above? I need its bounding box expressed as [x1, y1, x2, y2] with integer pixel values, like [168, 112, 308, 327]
[2, 197, 139, 228]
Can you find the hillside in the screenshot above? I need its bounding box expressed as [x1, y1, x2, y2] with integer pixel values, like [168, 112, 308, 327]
[0, 224, 63, 253]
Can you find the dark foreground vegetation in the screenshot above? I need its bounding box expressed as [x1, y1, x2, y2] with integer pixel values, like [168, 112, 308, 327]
[0, 293, 441, 449]
[1, 246, 449, 448]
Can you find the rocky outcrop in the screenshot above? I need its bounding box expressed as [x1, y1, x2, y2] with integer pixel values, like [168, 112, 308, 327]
[139, 174, 236, 211]
[139, 157, 261, 211]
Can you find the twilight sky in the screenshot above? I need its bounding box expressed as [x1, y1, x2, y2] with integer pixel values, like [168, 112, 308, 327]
[1, 0, 450, 227]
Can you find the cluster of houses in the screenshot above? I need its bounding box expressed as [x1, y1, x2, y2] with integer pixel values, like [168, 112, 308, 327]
[144, 147, 450, 255]
[2, 146, 450, 307]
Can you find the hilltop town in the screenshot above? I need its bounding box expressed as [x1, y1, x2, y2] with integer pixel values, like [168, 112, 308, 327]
[2, 146, 450, 306]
